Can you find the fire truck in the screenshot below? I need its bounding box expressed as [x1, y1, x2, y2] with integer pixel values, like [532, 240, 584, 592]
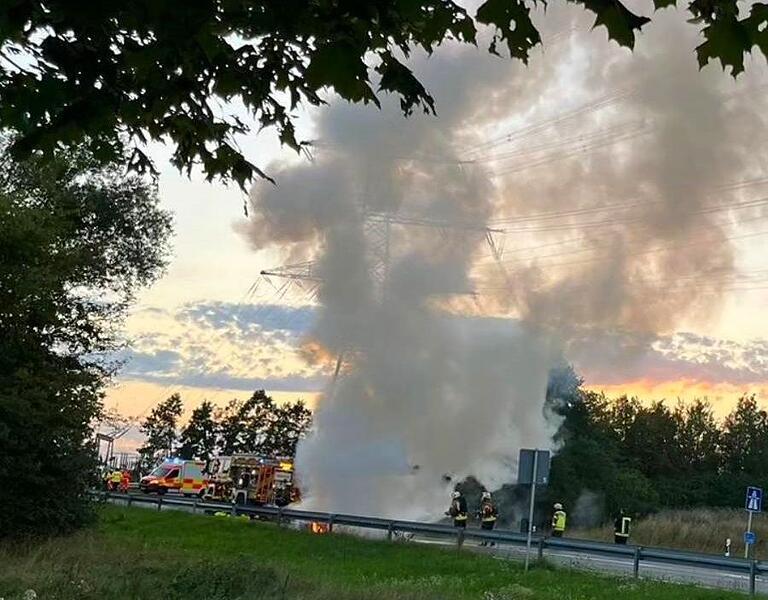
[139, 458, 207, 496]
[203, 454, 299, 507]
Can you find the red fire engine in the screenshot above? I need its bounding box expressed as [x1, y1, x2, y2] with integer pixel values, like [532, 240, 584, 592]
[203, 454, 299, 507]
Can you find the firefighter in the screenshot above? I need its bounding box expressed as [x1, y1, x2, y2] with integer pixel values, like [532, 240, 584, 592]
[551, 503, 567, 538]
[109, 469, 123, 492]
[119, 469, 131, 493]
[614, 510, 631, 544]
[446, 491, 468, 528]
[478, 491, 498, 546]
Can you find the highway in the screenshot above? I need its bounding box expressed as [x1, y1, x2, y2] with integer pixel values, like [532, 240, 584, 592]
[105, 492, 765, 596]
[417, 535, 764, 594]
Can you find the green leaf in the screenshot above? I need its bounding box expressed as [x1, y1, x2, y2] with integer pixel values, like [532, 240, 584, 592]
[376, 52, 435, 115]
[695, 15, 751, 74]
[577, 0, 651, 48]
[476, 0, 541, 62]
[305, 42, 378, 106]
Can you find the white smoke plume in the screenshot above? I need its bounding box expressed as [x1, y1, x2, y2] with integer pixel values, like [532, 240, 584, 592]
[241, 2, 767, 519]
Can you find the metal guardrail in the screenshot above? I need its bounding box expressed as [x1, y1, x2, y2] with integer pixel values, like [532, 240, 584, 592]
[98, 492, 764, 596]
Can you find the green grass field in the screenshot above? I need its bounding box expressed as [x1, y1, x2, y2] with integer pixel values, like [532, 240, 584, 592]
[0, 505, 748, 600]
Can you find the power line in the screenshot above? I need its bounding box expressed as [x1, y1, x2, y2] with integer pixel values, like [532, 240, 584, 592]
[491, 196, 768, 235]
[461, 88, 636, 156]
[491, 228, 768, 274]
[488, 176, 768, 226]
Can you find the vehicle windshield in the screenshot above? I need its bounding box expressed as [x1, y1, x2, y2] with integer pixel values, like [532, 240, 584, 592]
[149, 465, 173, 478]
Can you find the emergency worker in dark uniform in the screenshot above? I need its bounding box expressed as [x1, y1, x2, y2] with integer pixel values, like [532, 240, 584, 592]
[447, 490, 468, 528]
[478, 491, 498, 546]
[614, 510, 631, 544]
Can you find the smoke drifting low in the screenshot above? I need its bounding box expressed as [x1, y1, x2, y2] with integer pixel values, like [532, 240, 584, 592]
[242, 3, 767, 518]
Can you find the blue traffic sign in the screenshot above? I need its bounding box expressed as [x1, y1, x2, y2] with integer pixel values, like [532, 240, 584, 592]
[745, 531, 757, 545]
[746, 486, 763, 512]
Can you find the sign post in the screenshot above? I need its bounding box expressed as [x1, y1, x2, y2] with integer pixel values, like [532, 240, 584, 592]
[744, 486, 762, 559]
[524, 450, 538, 572]
[518, 449, 551, 572]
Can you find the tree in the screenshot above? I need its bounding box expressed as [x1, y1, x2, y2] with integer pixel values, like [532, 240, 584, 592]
[178, 400, 218, 465]
[0, 1, 761, 189]
[674, 399, 721, 475]
[138, 393, 184, 470]
[0, 141, 171, 536]
[721, 395, 768, 476]
[216, 391, 312, 457]
[217, 391, 274, 455]
[262, 400, 313, 457]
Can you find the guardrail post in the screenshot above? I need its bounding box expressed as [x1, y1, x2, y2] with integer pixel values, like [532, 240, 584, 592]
[157, 496, 163, 512]
[633, 546, 641, 579]
[192, 499, 198, 514]
[457, 529, 465, 550]
[328, 514, 335, 534]
[230, 502, 237, 517]
[387, 521, 394, 541]
[750, 559, 757, 596]
[537, 537, 544, 561]
[126, 495, 133, 508]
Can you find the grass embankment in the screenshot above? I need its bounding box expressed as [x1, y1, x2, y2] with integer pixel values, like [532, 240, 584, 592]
[574, 508, 768, 557]
[0, 505, 747, 600]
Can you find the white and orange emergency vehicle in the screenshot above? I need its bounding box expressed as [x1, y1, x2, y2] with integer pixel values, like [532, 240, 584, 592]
[139, 458, 207, 496]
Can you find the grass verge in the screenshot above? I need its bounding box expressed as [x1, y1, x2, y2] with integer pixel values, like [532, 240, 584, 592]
[0, 505, 749, 600]
[573, 508, 768, 558]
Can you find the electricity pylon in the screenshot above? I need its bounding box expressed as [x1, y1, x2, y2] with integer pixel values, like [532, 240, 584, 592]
[259, 210, 507, 387]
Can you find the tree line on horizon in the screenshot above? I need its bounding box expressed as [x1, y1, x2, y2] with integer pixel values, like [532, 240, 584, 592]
[136, 367, 768, 528]
[136, 389, 312, 471]
[542, 366, 768, 525]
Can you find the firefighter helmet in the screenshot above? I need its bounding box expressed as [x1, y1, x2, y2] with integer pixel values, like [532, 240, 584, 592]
[553, 502, 563, 510]
[482, 491, 491, 500]
[451, 491, 460, 499]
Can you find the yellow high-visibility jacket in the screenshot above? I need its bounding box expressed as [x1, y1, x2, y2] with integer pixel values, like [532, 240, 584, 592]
[552, 510, 567, 532]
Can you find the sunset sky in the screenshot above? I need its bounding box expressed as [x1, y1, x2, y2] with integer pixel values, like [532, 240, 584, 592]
[104, 5, 768, 451]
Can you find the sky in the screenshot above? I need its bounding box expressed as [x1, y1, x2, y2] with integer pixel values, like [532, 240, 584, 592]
[104, 2, 768, 452]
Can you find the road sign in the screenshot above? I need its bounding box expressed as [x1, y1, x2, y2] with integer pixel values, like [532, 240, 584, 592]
[745, 486, 763, 512]
[519, 448, 551, 572]
[518, 449, 551, 485]
[745, 531, 756, 545]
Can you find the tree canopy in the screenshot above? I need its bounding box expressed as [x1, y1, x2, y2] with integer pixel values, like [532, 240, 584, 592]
[545, 375, 768, 525]
[0, 141, 172, 537]
[138, 393, 184, 471]
[138, 390, 312, 468]
[1, 1, 763, 190]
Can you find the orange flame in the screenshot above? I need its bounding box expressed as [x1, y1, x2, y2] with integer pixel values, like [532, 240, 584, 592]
[310, 522, 330, 534]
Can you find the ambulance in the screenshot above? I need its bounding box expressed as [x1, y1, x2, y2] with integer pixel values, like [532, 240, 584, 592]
[139, 458, 206, 496]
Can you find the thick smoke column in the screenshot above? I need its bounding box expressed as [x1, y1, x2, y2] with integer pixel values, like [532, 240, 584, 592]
[244, 41, 562, 518]
[242, 4, 766, 519]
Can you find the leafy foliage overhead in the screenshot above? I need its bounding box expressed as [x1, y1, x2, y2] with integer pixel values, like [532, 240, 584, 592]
[0, 1, 762, 189]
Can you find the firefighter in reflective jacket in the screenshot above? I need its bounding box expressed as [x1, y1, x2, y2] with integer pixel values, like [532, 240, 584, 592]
[614, 510, 631, 544]
[109, 469, 123, 492]
[551, 503, 567, 537]
[447, 491, 468, 528]
[478, 491, 498, 546]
